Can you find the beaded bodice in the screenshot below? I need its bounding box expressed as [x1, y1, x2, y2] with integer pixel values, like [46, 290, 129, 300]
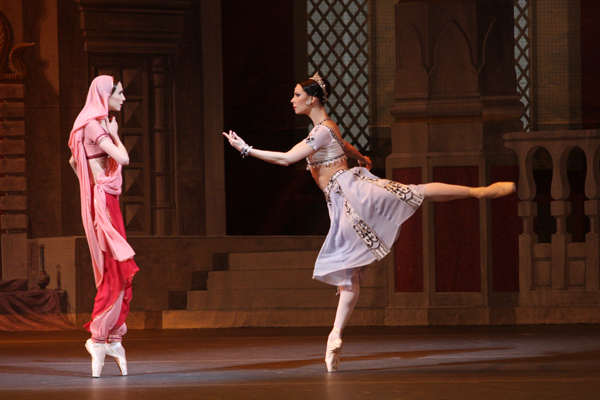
[305, 123, 347, 170]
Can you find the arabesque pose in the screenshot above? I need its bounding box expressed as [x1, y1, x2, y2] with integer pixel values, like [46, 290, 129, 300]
[223, 72, 515, 372]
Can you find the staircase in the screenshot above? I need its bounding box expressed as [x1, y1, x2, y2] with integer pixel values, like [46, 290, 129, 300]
[162, 250, 388, 328]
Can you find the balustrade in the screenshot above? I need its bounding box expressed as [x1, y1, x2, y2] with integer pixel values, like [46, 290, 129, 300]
[504, 130, 600, 306]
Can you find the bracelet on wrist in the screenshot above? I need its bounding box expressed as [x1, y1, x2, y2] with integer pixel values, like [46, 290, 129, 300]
[240, 144, 253, 158]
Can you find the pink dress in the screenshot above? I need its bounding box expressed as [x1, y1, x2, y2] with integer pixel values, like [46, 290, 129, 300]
[68, 76, 138, 343]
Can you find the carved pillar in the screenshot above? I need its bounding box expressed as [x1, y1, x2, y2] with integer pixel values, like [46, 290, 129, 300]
[551, 200, 570, 289]
[584, 141, 600, 289]
[550, 147, 570, 289]
[585, 199, 599, 290]
[388, 0, 523, 319]
[151, 56, 176, 236]
[200, 0, 226, 235]
[0, 11, 33, 280]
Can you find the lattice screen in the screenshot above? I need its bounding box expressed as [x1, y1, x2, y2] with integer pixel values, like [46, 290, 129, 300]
[514, 0, 532, 131]
[307, 0, 370, 151]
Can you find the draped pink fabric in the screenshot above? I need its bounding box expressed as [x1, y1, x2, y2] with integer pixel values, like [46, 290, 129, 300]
[68, 75, 135, 287]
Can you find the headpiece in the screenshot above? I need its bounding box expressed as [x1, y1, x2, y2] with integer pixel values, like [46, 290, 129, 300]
[309, 72, 328, 102]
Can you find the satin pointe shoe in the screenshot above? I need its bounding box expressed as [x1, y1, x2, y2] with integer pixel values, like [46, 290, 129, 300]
[325, 337, 343, 372]
[85, 339, 106, 378]
[105, 341, 128, 376]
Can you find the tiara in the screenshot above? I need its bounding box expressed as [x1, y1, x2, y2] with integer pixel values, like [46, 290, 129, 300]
[309, 72, 328, 102]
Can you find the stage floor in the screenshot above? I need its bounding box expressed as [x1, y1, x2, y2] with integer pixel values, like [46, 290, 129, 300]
[0, 325, 599, 399]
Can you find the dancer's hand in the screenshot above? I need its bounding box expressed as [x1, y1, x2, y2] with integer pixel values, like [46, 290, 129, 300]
[222, 130, 246, 152]
[358, 156, 372, 170]
[104, 116, 119, 139]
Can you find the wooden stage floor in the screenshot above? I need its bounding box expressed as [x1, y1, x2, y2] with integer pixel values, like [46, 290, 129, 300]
[0, 325, 599, 399]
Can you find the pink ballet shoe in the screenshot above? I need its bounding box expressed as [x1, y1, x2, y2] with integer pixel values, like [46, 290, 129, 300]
[105, 342, 128, 376]
[85, 339, 106, 378]
[325, 337, 342, 372]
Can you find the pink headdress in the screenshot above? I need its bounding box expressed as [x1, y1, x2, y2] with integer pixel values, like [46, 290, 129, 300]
[69, 76, 135, 287]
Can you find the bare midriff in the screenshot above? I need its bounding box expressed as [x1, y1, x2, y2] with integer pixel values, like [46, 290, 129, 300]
[311, 161, 349, 190]
[88, 156, 110, 184]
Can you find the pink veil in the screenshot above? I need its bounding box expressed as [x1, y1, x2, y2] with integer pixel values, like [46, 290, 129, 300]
[68, 75, 135, 287]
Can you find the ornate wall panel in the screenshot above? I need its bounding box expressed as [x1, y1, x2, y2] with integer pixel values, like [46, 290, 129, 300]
[78, 1, 188, 236]
[514, 0, 532, 131]
[307, 0, 371, 151]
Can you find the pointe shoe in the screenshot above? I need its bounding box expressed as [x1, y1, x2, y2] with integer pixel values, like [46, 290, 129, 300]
[105, 342, 128, 376]
[85, 339, 106, 378]
[325, 337, 343, 372]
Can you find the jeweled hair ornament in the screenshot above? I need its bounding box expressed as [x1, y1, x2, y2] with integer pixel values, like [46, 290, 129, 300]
[309, 72, 328, 102]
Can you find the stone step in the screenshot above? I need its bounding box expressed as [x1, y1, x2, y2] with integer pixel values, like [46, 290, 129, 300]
[206, 268, 386, 290]
[163, 308, 386, 329]
[216, 251, 320, 271]
[187, 287, 385, 310]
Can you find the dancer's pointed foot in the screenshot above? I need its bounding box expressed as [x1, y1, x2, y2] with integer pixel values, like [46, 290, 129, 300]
[470, 182, 516, 199]
[85, 339, 106, 378]
[105, 341, 128, 376]
[325, 327, 343, 372]
[325, 337, 343, 372]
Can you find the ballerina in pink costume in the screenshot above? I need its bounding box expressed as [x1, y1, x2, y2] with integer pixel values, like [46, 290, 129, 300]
[69, 75, 139, 378]
[223, 72, 516, 373]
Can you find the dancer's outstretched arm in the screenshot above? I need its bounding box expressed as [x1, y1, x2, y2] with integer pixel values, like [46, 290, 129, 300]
[222, 130, 314, 167]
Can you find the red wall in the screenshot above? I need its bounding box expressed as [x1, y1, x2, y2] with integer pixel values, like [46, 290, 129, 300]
[393, 168, 424, 292]
[434, 166, 481, 292]
[581, 0, 600, 129]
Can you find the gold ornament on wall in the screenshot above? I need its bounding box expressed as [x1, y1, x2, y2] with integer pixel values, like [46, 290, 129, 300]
[0, 11, 34, 83]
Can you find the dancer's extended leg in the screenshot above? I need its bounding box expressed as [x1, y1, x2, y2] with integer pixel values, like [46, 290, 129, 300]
[423, 182, 515, 202]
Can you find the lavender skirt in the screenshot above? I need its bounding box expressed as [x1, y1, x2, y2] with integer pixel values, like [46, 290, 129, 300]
[313, 167, 425, 288]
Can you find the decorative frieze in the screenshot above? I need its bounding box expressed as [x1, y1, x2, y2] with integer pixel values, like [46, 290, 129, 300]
[76, 0, 191, 54]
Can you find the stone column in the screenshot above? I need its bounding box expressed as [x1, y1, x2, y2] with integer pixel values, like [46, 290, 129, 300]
[200, 0, 226, 235]
[151, 56, 176, 236]
[387, 0, 523, 322]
